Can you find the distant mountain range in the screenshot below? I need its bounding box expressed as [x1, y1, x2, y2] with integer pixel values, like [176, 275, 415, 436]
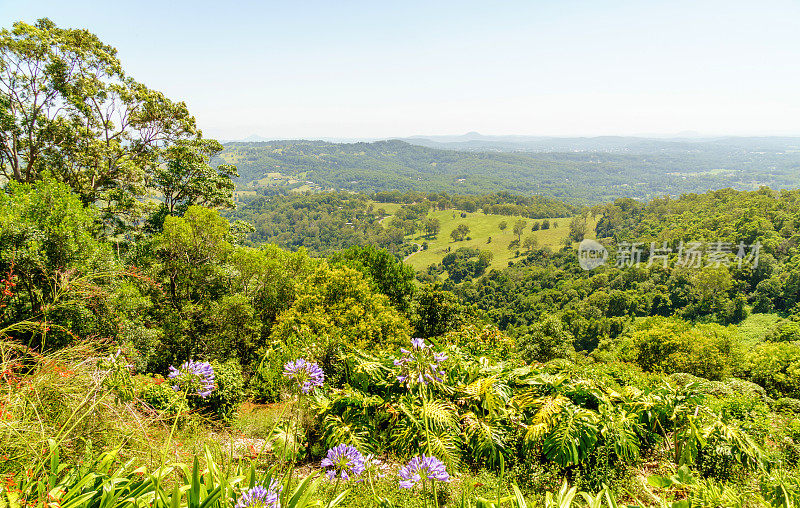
[402, 132, 800, 153]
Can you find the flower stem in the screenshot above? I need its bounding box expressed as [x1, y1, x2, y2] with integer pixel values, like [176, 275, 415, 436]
[420, 384, 438, 508]
[367, 469, 377, 498]
[327, 475, 341, 508]
[162, 386, 189, 463]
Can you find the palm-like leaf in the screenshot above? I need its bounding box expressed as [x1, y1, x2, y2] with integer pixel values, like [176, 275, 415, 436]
[461, 375, 512, 418]
[599, 406, 642, 461]
[321, 411, 375, 454]
[523, 395, 570, 442]
[462, 411, 508, 467]
[392, 396, 462, 467]
[542, 405, 599, 466]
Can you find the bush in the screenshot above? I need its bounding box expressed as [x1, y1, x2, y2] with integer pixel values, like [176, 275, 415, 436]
[575, 444, 633, 493]
[696, 439, 745, 482]
[768, 321, 800, 342]
[249, 351, 287, 402]
[669, 372, 725, 396]
[625, 317, 738, 381]
[202, 359, 244, 423]
[141, 381, 189, 418]
[508, 457, 564, 492]
[270, 264, 411, 386]
[777, 418, 800, 466]
[738, 341, 800, 398]
[442, 323, 516, 361]
[517, 315, 575, 364]
[723, 378, 766, 399]
[774, 397, 800, 414]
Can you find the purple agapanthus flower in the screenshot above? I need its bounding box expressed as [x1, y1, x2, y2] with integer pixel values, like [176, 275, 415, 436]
[393, 338, 448, 387]
[168, 360, 215, 398]
[398, 455, 450, 489]
[283, 358, 325, 394]
[235, 481, 282, 508]
[320, 444, 365, 480]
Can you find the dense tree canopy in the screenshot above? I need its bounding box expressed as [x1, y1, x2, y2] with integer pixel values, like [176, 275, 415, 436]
[0, 19, 236, 226]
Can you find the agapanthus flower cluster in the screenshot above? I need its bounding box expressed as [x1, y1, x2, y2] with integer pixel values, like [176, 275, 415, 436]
[394, 338, 448, 387]
[235, 481, 282, 508]
[320, 444, 365, 480]
[168, 360, 215, 398]
[398, 455, 451, 489]
[283, 358, 325, 394]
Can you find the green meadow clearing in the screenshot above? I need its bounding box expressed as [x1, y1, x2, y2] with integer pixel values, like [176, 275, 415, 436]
[402, 210, 598, 271]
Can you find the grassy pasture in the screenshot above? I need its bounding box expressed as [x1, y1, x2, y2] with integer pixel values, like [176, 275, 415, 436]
[404, 210, 597, 271]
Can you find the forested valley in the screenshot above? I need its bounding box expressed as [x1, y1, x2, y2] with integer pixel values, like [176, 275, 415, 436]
[3, 18, 800, 508]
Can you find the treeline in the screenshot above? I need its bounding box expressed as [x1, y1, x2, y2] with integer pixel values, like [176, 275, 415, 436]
[592, 188, 800, 312]
[451, 188, 800, 331]
[373, 190, 578, 218]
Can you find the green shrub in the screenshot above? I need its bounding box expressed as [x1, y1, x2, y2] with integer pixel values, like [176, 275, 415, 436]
[442, 323, 516, 360]
[738, 341, 800, 398]
[777, 418, 800, 466]
[723, 378, 766, 399]
[669, 374, 766, 402]
[141, 381, 189, 418]
[625, 317, 738, 381]
[270, 264, 411, 385]
[517, 315, 575, 364]
[249, 350, 287, 402]
[697, 438, 746, 482]
[775, 397, 800, 414]
[768, 321, 800, 342]
[575, 445, 633, 493]
[508, 458, 564, 492]
[581, 362, 662, 391]
[202, 359, 244, 422]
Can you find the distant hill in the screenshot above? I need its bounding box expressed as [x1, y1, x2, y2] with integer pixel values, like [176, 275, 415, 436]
[217, 138, 800, 204]
[404, 132, 800, 153]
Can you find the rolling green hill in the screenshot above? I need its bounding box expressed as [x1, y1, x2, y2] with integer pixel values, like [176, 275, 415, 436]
[403, 211, 596, 272]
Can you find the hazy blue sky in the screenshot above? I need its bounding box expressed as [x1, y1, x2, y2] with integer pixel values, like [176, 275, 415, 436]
[2, 0, 799, 140]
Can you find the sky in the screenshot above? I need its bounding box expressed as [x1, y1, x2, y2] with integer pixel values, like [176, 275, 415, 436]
[2, 0, 799, 140]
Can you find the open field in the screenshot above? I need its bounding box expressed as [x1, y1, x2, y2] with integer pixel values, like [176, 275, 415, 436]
[368, 201, 405, 214]
[404, 210, 598, 271]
